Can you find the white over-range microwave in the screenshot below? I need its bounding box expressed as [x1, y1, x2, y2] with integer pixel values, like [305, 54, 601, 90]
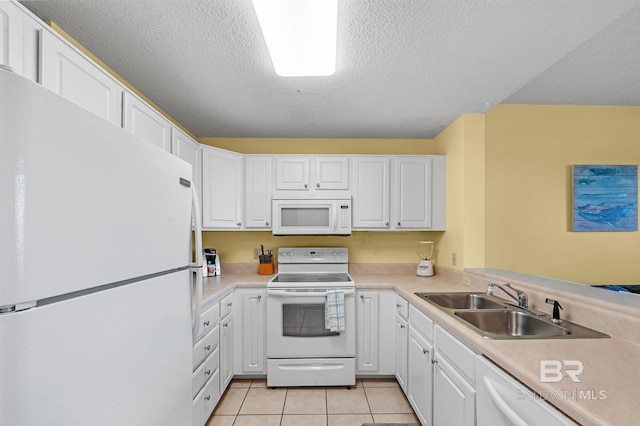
[271, 192, 352, 236]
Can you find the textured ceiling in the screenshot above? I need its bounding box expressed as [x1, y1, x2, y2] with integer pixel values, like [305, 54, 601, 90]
[20, 0, 640, 139]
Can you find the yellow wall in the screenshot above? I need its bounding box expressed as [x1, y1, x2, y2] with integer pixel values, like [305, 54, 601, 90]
[198, 137, 446, 264]
[484, 105, 640, 284]
[432, 114, 486, 272]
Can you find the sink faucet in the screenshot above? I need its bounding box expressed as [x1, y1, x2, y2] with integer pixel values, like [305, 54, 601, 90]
[486, 283, 528, 309]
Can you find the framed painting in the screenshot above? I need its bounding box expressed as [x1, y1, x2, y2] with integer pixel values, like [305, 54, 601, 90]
[572, 165, 638, 232]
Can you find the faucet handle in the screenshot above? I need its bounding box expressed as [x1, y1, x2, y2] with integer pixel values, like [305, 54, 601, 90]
[545, 298, 563, 324]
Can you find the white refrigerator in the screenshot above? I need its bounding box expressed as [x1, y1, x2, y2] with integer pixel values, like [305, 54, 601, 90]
[0, 69, 203, 425]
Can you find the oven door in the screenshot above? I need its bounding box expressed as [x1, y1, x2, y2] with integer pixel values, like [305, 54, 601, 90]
[266, 288, 356, 358]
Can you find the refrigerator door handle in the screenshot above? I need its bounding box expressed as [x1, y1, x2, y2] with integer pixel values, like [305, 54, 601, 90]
[190, 185, 204, 342]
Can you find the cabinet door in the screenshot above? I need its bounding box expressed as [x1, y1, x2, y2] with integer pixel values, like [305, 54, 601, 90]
[351, 157, 390, 229]
[220, 313, 233, 391]
[172, 127, 201, 198]
[245, 156, 272, 228]
[393, 157, 432, 229]
[40, 30, 123, 126]
[356, 291, 379, 372]
[123, 91, 171, 151]
[395, 313, 408, 393]
[0, 1, 23, 74]
[408, 326, 434, 426]
[315, 157, 349, 190]
[433, 353, 475, 426]
[202, 146, 243, 229]
[275, 157, 310, 190]
[241, 290, 266, 373]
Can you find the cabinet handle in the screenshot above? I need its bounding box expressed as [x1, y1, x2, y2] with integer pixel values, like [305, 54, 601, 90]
[205, 370, 211, 376]
[304, 184, 308, 188]
[227, 302, 232, 307]
[396, 304, 401, 308]
[400, 324, 405, 329]
[386, 222, 389, 226]
[397, 222, 401, 226]
[203, 321, 210, 326]
[423, 348, 428, 355]
[223, 323, 229, 327]
[204, 395, 211, 401]
[266, 221, 270, 226]
[432, 358, 438, 365]
[316, 183, 320, 188]
[204, 345, 211, 351]
[257, 295, 262, 299]
[237, 222, 241, 226]
[360, 295, 364, 300]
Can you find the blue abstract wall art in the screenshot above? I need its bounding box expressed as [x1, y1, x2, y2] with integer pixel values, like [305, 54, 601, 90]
[572, 165, 638, 232]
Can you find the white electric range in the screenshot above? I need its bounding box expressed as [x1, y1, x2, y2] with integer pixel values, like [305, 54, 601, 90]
[266, 247, 356, 387]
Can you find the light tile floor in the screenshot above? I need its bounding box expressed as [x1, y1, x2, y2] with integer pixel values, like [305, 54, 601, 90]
[207, 378, 420, 426]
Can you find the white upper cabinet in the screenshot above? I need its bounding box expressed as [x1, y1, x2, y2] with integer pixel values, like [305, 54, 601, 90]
[315, 157, 349, 190]
[275, 157, 310, 190]
[351, 157, 390, 229]
[275, 156, 349, 191]
[392, 156, 445, 230]
[40, 30, 123, 126]
[123, 91, 172, 151]
[202, 146, 243, 229]
[244, 156, 273, 229]
[171, 127, 201, 200]
[0, 1, 23, 73]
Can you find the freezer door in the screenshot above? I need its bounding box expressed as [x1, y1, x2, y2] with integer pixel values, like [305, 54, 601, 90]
[1, 71, 193, 306]
[0, 271, 193, 425]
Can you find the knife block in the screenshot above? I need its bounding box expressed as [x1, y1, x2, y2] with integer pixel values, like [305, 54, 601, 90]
[258, 258, 274, 275]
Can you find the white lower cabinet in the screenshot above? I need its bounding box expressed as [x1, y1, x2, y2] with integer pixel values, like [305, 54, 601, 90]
[407, 305, 434, 426]
[192, 304, 220, 426]
[476, 356, 576, 426]
[356, 289, 395, 374]
[238, 289, 266, 373]
[219, 293, 234, 391]
[395, 312, 408, 393]
[433, 325, 476, 426]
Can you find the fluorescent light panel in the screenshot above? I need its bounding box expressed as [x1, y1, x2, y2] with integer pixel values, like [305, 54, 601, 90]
[252, 0, 338, 77]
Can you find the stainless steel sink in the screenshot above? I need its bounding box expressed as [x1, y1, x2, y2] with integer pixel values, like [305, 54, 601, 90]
[414, 292, 610, 340]
[416, 292, 507, 310]
[455, 309, 570, 338]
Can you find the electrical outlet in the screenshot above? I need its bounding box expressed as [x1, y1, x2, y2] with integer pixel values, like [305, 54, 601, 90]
[253, 248, 260, 259]
[452, 252, 457, 266]
[462, 276, 471, 287]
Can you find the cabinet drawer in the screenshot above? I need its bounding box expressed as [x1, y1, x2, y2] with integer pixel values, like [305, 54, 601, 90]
[196, 303, 219, 342]
[435, 325, 477, 385]
[409, 304, 433, 341]
[220, 292, 233, 318]
[192, 369, 220, 426]
[193, 325, 219, 369]
[395, 294, 409, 320]
[192, 347, 219, 398]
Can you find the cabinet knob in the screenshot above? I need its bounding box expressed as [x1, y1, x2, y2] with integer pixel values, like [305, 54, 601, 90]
[257, 295, 262, 299]
[204, 345, 211, 351]
[237, 222, 241, 226]
[223, 323, 229, 327]
[396, 304, 401, 308]
[266, 221, 270, 226]
[423, 348, 428, 355]
[205, 370, 211, 376]
[304, 184, 308, 189]
[397, 222, 401, 226]
[316, 183, 320, 188]
[227, 302, 232, 307]
[432, 358, 438, 365]
[400, 324, 405, 329]
[204, 396, 211, 401]
[386, 222, 389, 226]
[203, 320, 210, 326]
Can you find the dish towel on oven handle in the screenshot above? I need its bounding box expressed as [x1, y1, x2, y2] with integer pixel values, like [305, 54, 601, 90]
[325, 289, 345, 332]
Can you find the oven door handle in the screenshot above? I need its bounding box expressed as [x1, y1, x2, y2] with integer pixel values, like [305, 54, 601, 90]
[267, 289, 355, 297]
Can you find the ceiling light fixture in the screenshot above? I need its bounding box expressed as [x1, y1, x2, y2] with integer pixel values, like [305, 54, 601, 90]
[251, 0, 338, 77]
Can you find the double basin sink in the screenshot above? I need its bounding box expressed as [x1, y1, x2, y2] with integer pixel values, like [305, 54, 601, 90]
[415, 292, 609, 339]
